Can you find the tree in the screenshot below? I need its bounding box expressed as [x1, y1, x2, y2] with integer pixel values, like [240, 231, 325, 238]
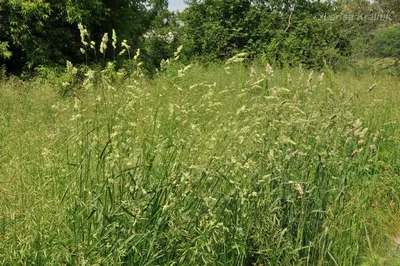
[376, 0, 400, 22]
[371, 25, 400, 58]
[0, 0, 168, 73]
[182, 0, 252, 59]
[182, 0, 350, 68]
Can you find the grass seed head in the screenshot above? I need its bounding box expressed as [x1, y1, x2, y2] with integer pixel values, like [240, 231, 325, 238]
[319, 72, 325, 83]
[100, 33, 109, 54]
[266, 63, 274, 78]
[295, 182, 304, 198]
[112, 29, 117, 49]
[78, 23, 89, 46]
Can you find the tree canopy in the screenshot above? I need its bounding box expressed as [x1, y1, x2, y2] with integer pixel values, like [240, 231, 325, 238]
[0, 0, 398, 74]
[0, 0, 168, 72]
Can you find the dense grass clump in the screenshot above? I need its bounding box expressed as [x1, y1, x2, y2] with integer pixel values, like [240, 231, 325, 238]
[0, 62, 399, 265]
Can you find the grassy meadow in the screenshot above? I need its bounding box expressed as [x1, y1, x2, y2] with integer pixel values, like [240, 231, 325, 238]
[0, 61, 400, 265]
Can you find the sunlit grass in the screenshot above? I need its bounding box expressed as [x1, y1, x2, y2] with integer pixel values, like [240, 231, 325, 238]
[0, 62, 399, 265]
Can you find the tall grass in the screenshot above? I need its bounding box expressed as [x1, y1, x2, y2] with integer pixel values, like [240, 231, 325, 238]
[0, 61, 399, 265]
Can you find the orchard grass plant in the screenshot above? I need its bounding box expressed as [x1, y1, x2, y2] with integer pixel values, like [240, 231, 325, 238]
[0, 54, 400, 265]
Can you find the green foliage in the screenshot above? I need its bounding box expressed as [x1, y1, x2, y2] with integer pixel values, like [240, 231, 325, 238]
[0, 0, 102, 69]
[371, 24, 400, 58]
[182, 0, 252, 60]
[0, 42, 11, 59]
[336, 0, 399, 61]
[0, 0, 169, 72]
[181, 0, 351, 68]
[376, 0, 400, 22]
[1, 0, 399, 75]
[140, 11, 182, 74]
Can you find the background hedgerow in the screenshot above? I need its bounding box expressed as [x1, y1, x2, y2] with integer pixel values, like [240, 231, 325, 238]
[0, 58, 399, 265]
[1, 1, 399, 75]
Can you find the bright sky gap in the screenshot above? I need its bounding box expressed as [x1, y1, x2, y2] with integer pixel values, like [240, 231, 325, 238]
[168, 0, 187, 11]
